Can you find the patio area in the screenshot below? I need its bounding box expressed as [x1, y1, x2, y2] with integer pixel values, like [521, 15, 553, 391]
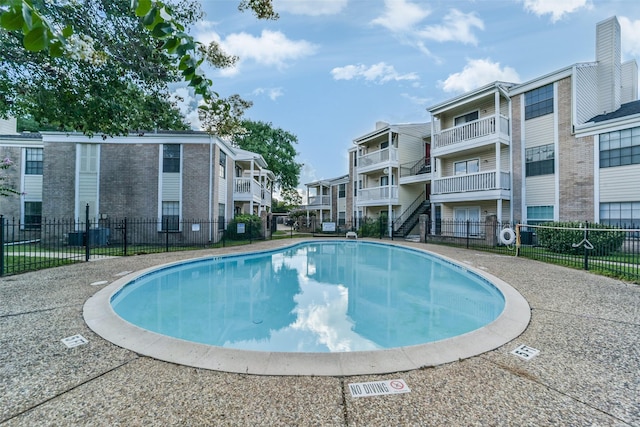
[1, 239, 638, 426]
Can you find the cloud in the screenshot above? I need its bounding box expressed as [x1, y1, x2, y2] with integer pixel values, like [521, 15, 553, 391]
[418, 9, 484, 45]
[619, 16, 640, 57]
[253, 87, 284, 101]
[331, 62, 419, 84]
[521, 0, 591, 22]
[401, 93, 431, 106]
[439, 58, 520, 93]
[197, 30, 318, 76]
[370, 0, 431, 33]
[274, 0, 348, 16]
[171, 87, 201, 130]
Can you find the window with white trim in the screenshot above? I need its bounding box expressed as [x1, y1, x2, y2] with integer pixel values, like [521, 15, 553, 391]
[527, 205, 554, 224]
[161, 201, 180, 231]
[600, 202, 640, 228]
[454, 159, 479, 175]
[525, 83, 553, 120]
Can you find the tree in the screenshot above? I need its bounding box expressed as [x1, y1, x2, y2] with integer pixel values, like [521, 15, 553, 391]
[0, 0, 277, 136]
[232, 120, 302, 192]
[0, 157, 19, 197]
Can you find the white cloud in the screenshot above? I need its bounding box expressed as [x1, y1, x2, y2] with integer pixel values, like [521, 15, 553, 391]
[331, 62, 419, 84]
[619, 16, 640, 57]
[253, 87, 284, 101]
[521, 0, 591, 22]
[401, 93, 431, 106]
[418, 9, 484, 45]
[197, 30, 318, 76]
[171, 87, 201, 130]
[274, 0, 348, 16]
[370, 0, 431, 33]
[439, 58, 520, 93]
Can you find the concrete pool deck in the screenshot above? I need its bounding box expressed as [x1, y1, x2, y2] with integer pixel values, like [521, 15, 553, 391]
[1, 239, 639, 425]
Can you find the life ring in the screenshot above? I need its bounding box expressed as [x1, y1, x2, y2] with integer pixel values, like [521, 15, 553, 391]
[500, 228, 516, 245]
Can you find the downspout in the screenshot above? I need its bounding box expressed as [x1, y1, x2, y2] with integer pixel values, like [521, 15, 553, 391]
[250, 158, 255, 215]
[208, 137, 213, 242]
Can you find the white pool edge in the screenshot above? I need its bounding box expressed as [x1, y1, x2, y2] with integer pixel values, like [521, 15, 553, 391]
[83, 242, 531, 376]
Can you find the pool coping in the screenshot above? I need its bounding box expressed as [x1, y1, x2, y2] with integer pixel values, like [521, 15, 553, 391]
[83, 240, 531, 376]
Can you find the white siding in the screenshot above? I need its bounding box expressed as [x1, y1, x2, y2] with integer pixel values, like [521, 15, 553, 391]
[599, 165, 640, 202]
[0, 118, 18, 134]
[398, 134, 424, 165]
[621, 60, 639, 104]
[525, 175, 555, 205]
[575, 64, 599, 125]
[524, 114, 554, 148]
[218, 176, 227, 203]
[337, 198, 346, 211]
[23, 175, 42, 201]
[162, 173, 180, 199]
[78, 144, 99, 219]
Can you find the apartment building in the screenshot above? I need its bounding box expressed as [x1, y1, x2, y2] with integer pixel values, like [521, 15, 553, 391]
[426, 16, 639, 230]
[352, 122, 431, 236]
[303, 173, 351, 226]
[0, 124, 273, 240]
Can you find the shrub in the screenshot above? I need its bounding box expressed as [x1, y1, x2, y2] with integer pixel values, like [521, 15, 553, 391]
[358, 217, 385, 238]
[225, 214, 263, 240]
[535, 222, 626, 256]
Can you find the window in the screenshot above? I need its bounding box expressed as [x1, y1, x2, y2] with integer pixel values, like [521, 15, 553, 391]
[163, 144, 180, 173]
[219, 150, 227, 178]
[525, 83, 554, 120]
[338, 211, 346, 226]
[25, 148, 43, 175]
[600, 202, 640, 228]
[525, 144, 555, 176]
[24, 201, 42, 229]
[527, 205, 554, 224]
[79, 144, 98, 172]
[599, 126, 640, 168]
[454, 159, 479, 175]
[454, 111, 479, 126]
[380, 141, 389, 149]
[161, 201, 180, 231]
[218, 203, 226, 230]
[338, 184, 346, 198]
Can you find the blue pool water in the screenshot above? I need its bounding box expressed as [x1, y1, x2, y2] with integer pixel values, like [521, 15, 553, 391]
[111, 241, 505, 353]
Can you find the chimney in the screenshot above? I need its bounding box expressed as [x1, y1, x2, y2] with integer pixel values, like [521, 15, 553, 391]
[0, 117, 19, 135]
[375, 121, 389, 130]
[596, 17, 621, 114]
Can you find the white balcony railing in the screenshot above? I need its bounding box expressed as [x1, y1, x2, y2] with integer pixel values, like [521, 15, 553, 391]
[433, 116, 509, 150]
[357, 147, 398, 169]
[308, 195, 330, 206]
[432, 171, 510, 194]
[357, 185, 398, 202]
[234, 177, 262, 200]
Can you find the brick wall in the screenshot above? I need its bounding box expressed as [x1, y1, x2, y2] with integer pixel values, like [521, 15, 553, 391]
[0, 146, 23, 219]
[557, 77, 595, 221]
[182, 143, 212, 219]
[511, 95, 523, 221]
[42, 141, 76, 218]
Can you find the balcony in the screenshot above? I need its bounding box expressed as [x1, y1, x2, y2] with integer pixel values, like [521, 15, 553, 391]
[399, 158, 431, 184]
[234, 177, 268, 204]
[306, 195, 331, 210]
[356, 185, 398, 206]
[433, 116, 509, 155]
[357, 147, 398, 173]
[432, 171, 510, 201]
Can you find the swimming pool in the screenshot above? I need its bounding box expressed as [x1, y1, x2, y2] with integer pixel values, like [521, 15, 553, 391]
[84, 240, 530, 375]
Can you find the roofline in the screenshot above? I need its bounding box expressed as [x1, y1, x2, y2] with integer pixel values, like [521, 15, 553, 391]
[353, 122, 430, 144]
[427, 81, 516, 113]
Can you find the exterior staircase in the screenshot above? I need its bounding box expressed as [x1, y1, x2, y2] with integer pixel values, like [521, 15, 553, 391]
[393, 195, 430, 238]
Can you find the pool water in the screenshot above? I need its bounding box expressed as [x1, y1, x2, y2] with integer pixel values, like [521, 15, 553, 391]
[111, 241, 505, 353]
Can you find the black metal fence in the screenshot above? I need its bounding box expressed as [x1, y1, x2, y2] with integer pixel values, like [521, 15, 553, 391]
[0, 213, 271, 276]
[2, 212, 639, 282]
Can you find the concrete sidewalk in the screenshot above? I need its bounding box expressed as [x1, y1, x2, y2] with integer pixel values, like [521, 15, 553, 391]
[1, 240, 638, 426]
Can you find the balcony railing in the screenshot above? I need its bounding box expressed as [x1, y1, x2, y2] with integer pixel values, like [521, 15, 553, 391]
[357, 185, 398, 203]
[357, 147, 398, 169]
[234, 177, 263, 200]
[433, 116, 509, 150]
[400, 158, 431, 178]
[432, 171, 510, 194]
[308, 195, 330, 206]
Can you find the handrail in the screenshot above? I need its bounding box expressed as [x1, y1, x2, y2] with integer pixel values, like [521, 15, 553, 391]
[393, 191, 426, 231]
[400, 158, 431, 177]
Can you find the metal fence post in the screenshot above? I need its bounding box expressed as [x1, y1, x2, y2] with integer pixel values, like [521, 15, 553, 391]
[466, 220, 470, 249]
[123, 217, 128, 256]
[85, 204, 90, 262]
[584, 221, 589, 271]
[165, 217, 170, 252]
[0, 215, 4, 276]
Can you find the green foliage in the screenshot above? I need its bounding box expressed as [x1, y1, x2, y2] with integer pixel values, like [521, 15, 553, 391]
[1, 156, 20, 197]
[0, 0, 275, 136]
[225, 214, 263, 240]
[535, 222, 626, 256]
[232, 120, 302, 191]
[358, 217, 385, 238]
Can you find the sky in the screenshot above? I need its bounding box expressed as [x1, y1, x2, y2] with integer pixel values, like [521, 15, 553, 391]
[175, 0, 640, 191]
